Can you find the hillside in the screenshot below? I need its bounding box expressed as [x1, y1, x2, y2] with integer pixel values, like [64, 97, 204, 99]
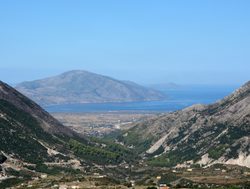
[0, 81, 80, 165]
[16, 70, 166, 106]
[118, 81, 250, 168]
[1, 80, 249, 188]
[0, 81, 78, 137]
[0, 81, 135, 168]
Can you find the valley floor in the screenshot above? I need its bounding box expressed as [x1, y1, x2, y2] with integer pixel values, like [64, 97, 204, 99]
[52, 112, 157, 137]
[1, 163, 249, 189]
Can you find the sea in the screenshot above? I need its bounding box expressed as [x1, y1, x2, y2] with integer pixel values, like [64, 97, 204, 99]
[44, 85, 239, 113]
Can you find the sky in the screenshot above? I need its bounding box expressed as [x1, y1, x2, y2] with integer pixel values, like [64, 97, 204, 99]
[0, 0, 249, 85]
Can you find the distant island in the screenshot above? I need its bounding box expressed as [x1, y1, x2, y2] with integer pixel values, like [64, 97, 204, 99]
[15, 70, 166, 106]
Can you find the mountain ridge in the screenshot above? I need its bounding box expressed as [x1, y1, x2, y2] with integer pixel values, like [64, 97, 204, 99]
[118, 80, 250, 168]
[16, 70, 166, 106]
[0, 81, 77, 136]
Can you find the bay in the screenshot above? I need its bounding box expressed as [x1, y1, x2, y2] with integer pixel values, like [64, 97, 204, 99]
[44, 85, 239, 113]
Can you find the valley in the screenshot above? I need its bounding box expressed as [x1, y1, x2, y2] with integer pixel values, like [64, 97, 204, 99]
[0, 80, 249, 189]
[2, 1, 250, 188]
[52, 112, 157, 137]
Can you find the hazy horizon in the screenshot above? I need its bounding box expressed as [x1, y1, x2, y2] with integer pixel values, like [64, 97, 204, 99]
[1, 1, 250, 85]
[4, 69, 244, 88]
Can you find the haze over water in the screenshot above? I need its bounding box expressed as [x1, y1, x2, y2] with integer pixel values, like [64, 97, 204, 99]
[45, 84, 238, 113]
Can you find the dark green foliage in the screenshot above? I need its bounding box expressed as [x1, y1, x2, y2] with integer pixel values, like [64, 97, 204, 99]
[0, 178, 24, 188]
[0, 99, 59, 163]
[190, 164, 201, 168]
[226, 143, 242, 159]
[90, 137, 136, 161]
[0, 98, 135, 166]
[0, 99, 58, 143]
[68, 139, 132, 164]
[159, 173, 179, 184]
[28, 163, 81, 175]
[0, 153, 7, 164]
[208, 145, 227, 159]
[148, 146, 199, 167]
[119, 129, 154, 154]
[148, 154, 176, 167]
[6, 168, 33, 180]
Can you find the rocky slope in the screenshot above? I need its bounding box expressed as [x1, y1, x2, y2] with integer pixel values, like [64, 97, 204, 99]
[0, 81, 78, 137]
[119, 81, 250, 168]
[0, 81, 134, 166]
[16, 70, 166, 106]
[0, 80, 84, 164]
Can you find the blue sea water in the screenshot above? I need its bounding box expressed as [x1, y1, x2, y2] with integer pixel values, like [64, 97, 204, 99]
[45, 85, 239, 113]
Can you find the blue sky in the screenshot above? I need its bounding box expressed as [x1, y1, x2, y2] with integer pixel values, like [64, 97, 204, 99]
[0, 0, 249, 85]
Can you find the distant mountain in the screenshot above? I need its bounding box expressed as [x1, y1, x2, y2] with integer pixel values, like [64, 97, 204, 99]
[16, 70, 166, 106]
[118, 81, 250, 168]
